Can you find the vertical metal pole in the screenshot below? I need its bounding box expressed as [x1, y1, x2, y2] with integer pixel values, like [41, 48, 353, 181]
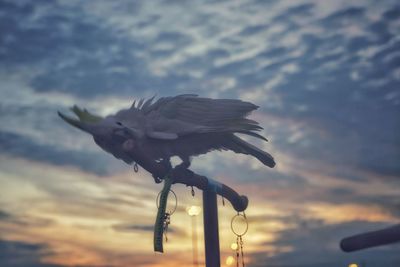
[203, 188, 221, 267]
[192, 215, 199, 267]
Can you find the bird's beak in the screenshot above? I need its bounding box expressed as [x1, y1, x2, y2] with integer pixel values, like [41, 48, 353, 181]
[58, 110, 89, 131]
[58, 105, 103, 133]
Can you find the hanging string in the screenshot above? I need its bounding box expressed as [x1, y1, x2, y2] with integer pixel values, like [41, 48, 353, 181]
[240, 235, 245, 267]
[231, 212, 248, 267]
[222, 196, 225, 206]
[236, 236, 240, 267]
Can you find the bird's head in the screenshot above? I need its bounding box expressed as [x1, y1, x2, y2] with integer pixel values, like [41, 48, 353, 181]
[58, 106, 143, 162]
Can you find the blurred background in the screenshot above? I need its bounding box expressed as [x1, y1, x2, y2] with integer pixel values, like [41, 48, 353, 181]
[0, 0, 399, 266]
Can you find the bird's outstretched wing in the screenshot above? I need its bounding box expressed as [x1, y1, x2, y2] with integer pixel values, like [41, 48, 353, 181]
[135, 94, 268, 141]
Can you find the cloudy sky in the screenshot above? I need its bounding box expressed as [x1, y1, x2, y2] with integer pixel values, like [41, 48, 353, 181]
[1, 0, 400, 266]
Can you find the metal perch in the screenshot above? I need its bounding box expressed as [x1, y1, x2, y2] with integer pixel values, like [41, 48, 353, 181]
[122, 138, 248, 266]
[340, 224, 400, 252]
[122, 139, 248, 212]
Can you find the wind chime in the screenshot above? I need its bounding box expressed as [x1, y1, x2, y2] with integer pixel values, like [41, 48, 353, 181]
[231, 212, 248, 267]
[153, 172, 250, 267]
[153, 175, 198, 251]
[154, 175, 176, 252]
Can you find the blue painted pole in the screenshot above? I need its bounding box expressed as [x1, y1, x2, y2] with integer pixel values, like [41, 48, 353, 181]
[203, 188, 221, 267]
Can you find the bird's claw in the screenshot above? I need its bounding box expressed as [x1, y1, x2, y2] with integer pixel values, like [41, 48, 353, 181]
[152, 174, 163, 184]
[175, 160, 190, 171]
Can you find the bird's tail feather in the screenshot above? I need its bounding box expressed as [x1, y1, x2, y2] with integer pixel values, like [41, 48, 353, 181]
[228, 135, 276, 168]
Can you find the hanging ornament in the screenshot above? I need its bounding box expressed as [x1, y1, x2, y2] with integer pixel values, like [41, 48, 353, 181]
[191, 186, 195, 197]
[154, 176, 177, 252]
[155, 185, 177, 243]
[231, 212, 248, 267]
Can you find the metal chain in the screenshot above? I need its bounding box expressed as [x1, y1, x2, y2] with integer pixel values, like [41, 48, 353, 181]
[240, 235, 245, 267]
[236, 236, 240, 267]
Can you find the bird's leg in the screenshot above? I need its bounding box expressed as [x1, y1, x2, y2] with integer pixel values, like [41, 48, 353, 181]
[161, 157, 173, 170]
[175, 156, 191, 170]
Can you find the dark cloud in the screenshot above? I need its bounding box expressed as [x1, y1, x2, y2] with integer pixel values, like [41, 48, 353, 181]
[26, 14, 155, 98]
[0, 239, 112, 267]
[272, 3, 315, 26]
[257, 46, 289, 59]
[213, 156, 309, 187]
[285, 3, 314, 16]
[177, 48, 231, 78]
[0, 1, 74, 66]
[0, 210, 11, 220]
[321, 6, 366, 28]
[0, 131, 113, 175]
[239, 24, 268, 36]
[0, 0, 188, 98]
[360, 195, 400, 218]
[0, 209, 54, 228]
[251, 220, 400, 267]
[368, 20, 393, 44]
[113, 223, 155, 232]
[327, 187, 356, 198]
[211, 57, 259, 78]
[243, 8, 400, 178]
[383, 5, 400, 20]
[113, 223, 186, 237]
[347, 35, 372, 53]
[0, 239, 60, 267]
[154, 31, 192, 48]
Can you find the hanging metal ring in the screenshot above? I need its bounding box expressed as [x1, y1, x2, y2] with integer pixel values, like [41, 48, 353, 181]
[231, 213, 248, 236]
[133, 162, 139, 172]
[156, 189, 177, 215]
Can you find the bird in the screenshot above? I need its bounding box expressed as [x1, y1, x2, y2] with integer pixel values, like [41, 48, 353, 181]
[58, 94, 275, 180]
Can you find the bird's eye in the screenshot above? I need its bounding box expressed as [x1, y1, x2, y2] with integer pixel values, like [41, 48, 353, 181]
[116, 121, 123, 126]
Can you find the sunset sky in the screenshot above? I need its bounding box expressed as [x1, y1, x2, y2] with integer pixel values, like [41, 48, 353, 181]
[0, 0, 400, 266]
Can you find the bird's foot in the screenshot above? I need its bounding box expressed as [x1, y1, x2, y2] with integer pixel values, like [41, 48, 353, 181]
[174, 160, 190, 172]
[152, 174, 163, 184]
